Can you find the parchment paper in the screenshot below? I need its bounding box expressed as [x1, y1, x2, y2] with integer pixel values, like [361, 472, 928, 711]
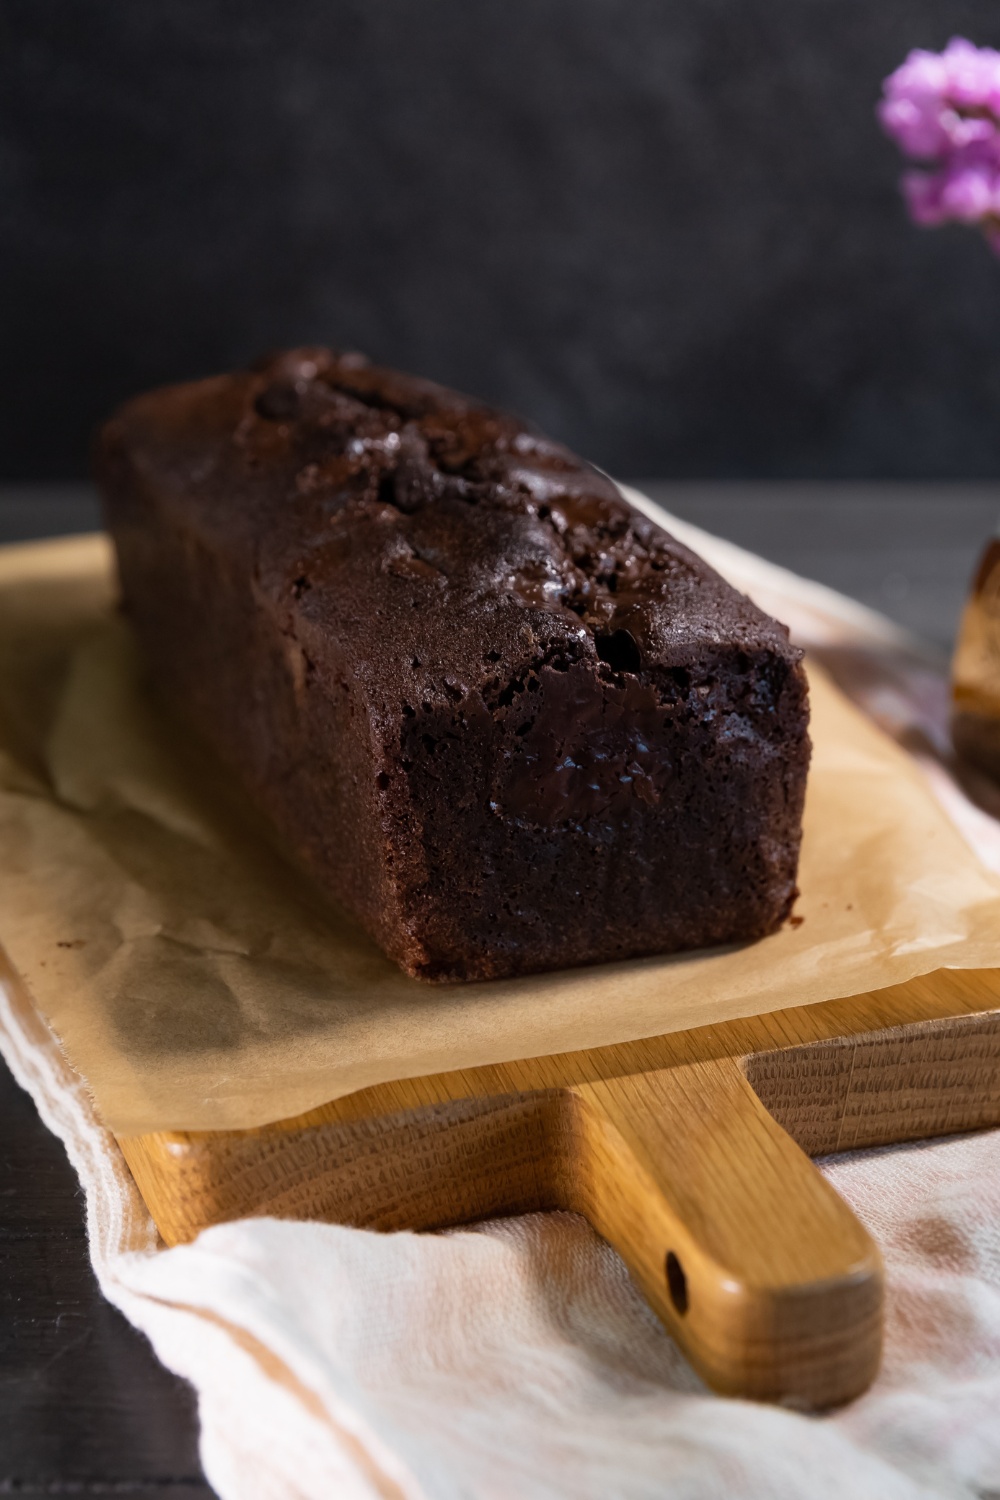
[1, 529, 998, 1137]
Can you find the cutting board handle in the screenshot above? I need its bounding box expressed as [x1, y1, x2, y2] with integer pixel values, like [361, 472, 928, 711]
[566, 1057, 883, 1406]
[126, 1054, 884, 1407]
[123, 990, 1000, 1408]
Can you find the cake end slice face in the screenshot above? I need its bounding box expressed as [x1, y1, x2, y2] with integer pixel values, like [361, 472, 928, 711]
[97, 347, 810, 983]
[373, 596, 809, 982]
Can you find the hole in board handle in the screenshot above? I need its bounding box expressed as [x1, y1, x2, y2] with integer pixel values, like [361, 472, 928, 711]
[666, 1251, 688, 1315]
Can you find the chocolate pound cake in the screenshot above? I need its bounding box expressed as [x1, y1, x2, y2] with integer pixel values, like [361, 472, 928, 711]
[96, 348, 810, 982]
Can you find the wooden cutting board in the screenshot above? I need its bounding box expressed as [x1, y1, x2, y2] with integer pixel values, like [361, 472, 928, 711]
[118, 966, 1000, 1410]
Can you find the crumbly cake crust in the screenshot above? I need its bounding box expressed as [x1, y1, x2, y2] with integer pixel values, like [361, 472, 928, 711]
[97, 347, 810, 981]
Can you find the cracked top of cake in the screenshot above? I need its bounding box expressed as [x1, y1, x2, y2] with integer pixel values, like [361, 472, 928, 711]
[99, 345, 801, 719]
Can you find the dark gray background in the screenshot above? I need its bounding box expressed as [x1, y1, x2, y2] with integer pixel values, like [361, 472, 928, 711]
[4, 1, 1000, 481]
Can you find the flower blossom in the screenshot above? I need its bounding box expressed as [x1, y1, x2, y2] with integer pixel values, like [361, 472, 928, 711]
[879, 36, 1000, 253]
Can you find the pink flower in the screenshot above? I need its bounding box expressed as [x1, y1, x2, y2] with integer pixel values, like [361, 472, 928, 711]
[879, 37, 1000, 158]
[904, 155, 1000, 226]
[880, 38, 1000, 255]
[901, 169, 947, 226]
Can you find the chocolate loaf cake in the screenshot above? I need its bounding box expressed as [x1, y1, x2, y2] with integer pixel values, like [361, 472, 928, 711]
[96, 348, 810, 982]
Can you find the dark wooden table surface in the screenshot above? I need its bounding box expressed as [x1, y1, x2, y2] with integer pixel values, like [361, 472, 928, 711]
[1, 480, 998, 1494]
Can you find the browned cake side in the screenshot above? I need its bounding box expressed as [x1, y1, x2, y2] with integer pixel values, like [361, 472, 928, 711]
[96, 347, 810, 982]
